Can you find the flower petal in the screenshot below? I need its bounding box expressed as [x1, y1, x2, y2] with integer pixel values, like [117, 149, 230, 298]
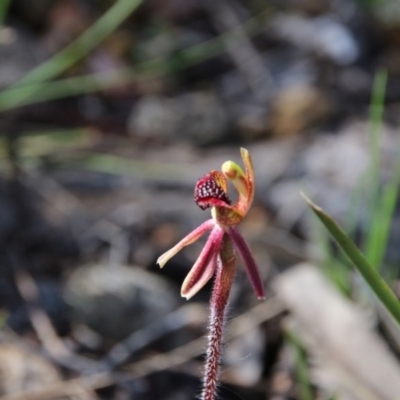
[157, 219, 214, 268]
[228, 227, 265, 299]
[240, 147, 255, 208]
[222, 160, 248, 199]
[213, 148, 255, 225]
[181, 226, 224, 300]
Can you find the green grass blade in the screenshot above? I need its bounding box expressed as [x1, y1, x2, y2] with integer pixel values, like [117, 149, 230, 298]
[0, 0, 142, 109]
[311, 218, 351, 294]
[301, 192, 400, 326]
[13, 0, 142, 85]
[367, 70, 387, 208]
[365, 158, 400, 270]
[0, 68, 139, 111]
[0, 0, 10, 27]
[0, 7, 271, 111]
[286, 329, 313, 400]
[368, 71, 386, 135]
[364, 70, 387, 258]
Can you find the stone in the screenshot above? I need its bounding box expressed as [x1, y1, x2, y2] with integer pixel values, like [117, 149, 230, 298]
[270, 14, 359, 65]
[64, 264, 179, 340]
[270, 84, 332, 137]
[128, 91, 230, 145]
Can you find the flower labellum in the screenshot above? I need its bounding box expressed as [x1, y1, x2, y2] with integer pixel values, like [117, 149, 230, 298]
[194, 171, 231, 210]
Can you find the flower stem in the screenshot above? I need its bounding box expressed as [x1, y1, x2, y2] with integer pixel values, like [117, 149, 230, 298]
[202, 234, 236, 400]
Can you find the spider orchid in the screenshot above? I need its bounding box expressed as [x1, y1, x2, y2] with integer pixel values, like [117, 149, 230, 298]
[157, 148, 265, 400]
[157, 148, 265, 300]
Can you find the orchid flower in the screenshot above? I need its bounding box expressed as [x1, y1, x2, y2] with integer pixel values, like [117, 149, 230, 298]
[157, 148, 265, 400]
[157, 147, 265, 300]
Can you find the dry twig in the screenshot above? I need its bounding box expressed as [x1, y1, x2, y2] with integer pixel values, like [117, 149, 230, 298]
[0, 297, 284, 400]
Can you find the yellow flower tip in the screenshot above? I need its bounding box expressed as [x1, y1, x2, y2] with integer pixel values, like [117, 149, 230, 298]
[221, 161, 240, 179]
[222, 160, 245, 178]
[222, 160, 248, 198]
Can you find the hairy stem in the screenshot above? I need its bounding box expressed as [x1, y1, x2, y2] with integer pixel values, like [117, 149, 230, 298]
[202, 234, 236, 400]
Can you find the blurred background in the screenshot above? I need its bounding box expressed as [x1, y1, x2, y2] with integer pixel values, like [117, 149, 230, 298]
[1, 0, 400, 399]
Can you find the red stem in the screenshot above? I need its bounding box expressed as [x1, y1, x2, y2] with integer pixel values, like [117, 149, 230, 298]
[201, 234, 236, 400]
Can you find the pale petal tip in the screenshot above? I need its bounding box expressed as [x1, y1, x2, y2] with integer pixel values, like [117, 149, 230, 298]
[255, 286, 266, 300]
[156, 253, 170, 268]
[181, 291, 193, 301]
[181, 283, 200, 300]
[240, 147, 250, 160]
[181, 283, 205, 300]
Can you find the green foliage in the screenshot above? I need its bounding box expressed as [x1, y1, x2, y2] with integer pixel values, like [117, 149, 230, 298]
[310, 70, 400, 294]
[0, 0, 10, 28]
[0, 0, 143, 111]
[302, 192, 400, 327]
[362, 70, 400, 273]
[365, 160, 400, 271]
[286, 329, 314, 400]
[312, 221, 351, 295]
[0, 7, 270, 111]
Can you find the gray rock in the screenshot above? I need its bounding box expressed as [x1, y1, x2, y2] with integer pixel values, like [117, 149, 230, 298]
[266, 121, 399, 232]
[128, 91, 231, 145]
[224, 326, 265, 387]
[64, 264, 179, 340]
[270, 14, 359, 65]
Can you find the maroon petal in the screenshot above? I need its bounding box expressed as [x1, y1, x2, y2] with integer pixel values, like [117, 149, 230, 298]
[157, 219, 214, 268]
[228, 227, 265, 299]
[181, 226, 224, 300]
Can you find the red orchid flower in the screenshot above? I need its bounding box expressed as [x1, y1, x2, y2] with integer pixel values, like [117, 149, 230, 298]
[157, 148, 265, 400]
[157, 147, 265, 300]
